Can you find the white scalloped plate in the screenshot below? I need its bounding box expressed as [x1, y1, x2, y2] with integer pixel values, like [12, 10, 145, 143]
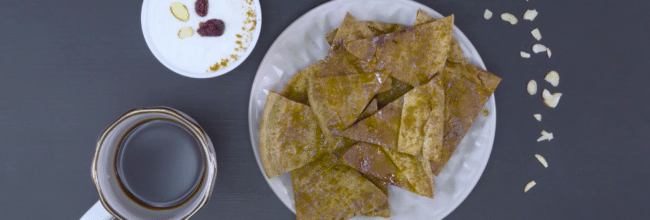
[248, 0, 496, 219]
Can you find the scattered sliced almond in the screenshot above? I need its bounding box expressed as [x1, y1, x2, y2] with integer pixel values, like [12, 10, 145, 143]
[537, 130, 554, 142]
[535, 154, 548, 168]
[532, 44, 547, 53]
[178, 26, 194, 39]
[523, 9, 538, 21]
[501, 13, 518, 25]
[531, 28, 542, 41]
[527, 80, 537, 95]
[484, 9, 493, 20]
[542, 89, 562, 108]
[547, 48, 552, 58]
[533, 114, 542, 121]
[170, 2, 190, 22]
[524, 180, 536, 193]
[545, 71, 559, 87]
[521, 51, 531, 58]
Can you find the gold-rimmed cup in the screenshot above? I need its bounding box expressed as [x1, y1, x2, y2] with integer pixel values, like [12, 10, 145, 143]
[80, 107, 217, 220]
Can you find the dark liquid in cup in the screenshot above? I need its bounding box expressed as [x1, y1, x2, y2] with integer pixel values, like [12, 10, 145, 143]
[115, 119, 204, 209]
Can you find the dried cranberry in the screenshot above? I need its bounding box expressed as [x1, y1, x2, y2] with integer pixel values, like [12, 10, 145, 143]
[195, 0, 208, 17]
[197, 19, 225, 37]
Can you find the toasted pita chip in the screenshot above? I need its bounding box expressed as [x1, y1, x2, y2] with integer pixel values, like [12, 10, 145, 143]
[318, 46, 369, 77]
[365, 21, 405, 35]
[397, 75, 445, 160]
[422, 76, 445, 161]
[342, 142, 412, 190]
[369, 15, 454, 86]
[259, 92, 328, 179]
[324, 28, 337, 45]
[319, 13, 377, 77]
[414, 10, 466, 64]
[381, 145, 434, 198]
[377, 76, 393, 93]
[325, 21, 405, 45]
[360, 174, 391, 218]
[309, 71, 389, 135]
[279, 61, 350, 153]
[376, 77, 413, 109]
[341, 97, 403, 150]
[291, 154, 387, 220]
[430, 62, 501, 175]
[346, 38, 375, 61]
[332, 13, 375, 46]
[280, 61, 324, 105]
[358, 99, 379, 121]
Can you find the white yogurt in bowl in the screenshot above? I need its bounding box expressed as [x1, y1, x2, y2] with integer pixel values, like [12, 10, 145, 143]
[142, 0, 261, 78]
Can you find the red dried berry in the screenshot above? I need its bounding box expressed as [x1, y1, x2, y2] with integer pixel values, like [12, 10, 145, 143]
[197, 19, 225, 37]
[195, 0, 208, 17]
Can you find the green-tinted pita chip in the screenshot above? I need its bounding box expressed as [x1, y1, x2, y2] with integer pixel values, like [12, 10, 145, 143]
[280, 61, 324, 105]
[325, 21, 405, 45]
[422, 75, 445, 161]
[341, 97, 403, 150]
[376, 77, 413, 109]
[291, 153, 387, 220]
[414, 10, 466, 64]
[430, 62, 501, 175]
[309, 71, 389, 135]
[358, 98, 378, 122]
[381, 145, 434, 198]
[359, 174, 390, 218]
[332, 13, 375, 46]
[259, 92, 327, 179]
[342, 142, 412, 190]
[397, 75, 445, 160]
[349, 15, 454, 86]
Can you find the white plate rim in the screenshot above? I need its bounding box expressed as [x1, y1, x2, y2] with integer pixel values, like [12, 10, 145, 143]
[141, 0, 262, 79]
[247, 0, 496, 219]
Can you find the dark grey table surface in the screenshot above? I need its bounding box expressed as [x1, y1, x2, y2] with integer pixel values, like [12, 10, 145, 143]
[1, 0, 649, 219]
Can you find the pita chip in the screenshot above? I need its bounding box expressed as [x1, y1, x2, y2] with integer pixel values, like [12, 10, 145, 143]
[397, 75, 445, 160]
[430, 62, 501, 175]
[259, 92, 327, 179]
[291, 154, 387, 220]
[342, 142, 412, 190]
[341, 97, 403, 150]
[309, 71, 389, 135]
[371, 15, 454, 86]
[414, 10, 466, 64]
[280, 61, 324, 105]
[381, 145, 435, 198]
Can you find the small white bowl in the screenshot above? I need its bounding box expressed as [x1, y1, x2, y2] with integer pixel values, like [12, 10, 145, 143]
[141, 0, 262, 79]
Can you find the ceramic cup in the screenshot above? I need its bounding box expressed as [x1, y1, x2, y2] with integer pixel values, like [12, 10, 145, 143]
[80, 107, 217, 220]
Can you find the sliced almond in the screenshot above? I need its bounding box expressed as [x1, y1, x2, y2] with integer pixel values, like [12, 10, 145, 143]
[537, 130, 554, 142]
[535, 154, 548, 168]
[178, 26, 194, 39]
[484, 9, 493, 20]
[501, 13, 518, 25]
[527, 80, 537, 95]
[531, 28, 542, 41]
[521, 51, 531, 58]
[170, 2, 190, 22]
[542, 89, 562, 108]
[523, 9, 538, 21]
[524, 180, 537, 193]
[532, 44, 547, 53]
[545, 71, 559, 87]
[533, 114, 542, 121]
[547, 48, 552, 58]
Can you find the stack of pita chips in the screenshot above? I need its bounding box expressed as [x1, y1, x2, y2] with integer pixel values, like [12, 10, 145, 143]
[259, 10, 501, 220]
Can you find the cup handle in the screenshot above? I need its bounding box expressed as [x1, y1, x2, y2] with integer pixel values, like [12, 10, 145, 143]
[80, 200, 115, 220]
